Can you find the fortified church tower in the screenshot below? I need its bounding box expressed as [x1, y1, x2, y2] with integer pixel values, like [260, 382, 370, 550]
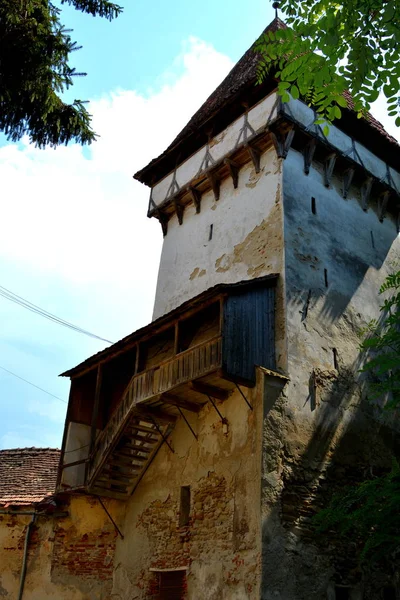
[58, 17, 400, 600]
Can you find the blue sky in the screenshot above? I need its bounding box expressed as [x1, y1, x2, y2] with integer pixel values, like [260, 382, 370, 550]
[0, 1, 398, 450]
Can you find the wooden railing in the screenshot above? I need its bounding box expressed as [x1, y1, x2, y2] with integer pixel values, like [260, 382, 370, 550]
[87, 336, 222, 483]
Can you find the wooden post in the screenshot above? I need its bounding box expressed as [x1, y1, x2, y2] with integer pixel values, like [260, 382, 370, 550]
[174, 322, 179, 356]
[89, 365, 103, 457]
[134, 343, 140, 374]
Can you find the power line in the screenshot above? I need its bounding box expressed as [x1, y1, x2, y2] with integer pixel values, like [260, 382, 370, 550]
[0, 284, 113, 344]
[0, 365, 67, 404]
[0, 365, 90, 456]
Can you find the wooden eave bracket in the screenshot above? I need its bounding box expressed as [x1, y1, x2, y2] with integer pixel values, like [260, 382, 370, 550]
[156, 208, 169, 237]
[342, 167, 355, 199]
[361, 176, 374, 211]
[378, 190, 390, 222]
[189, 381, 229, 401]
[303, 138, 317, 175]
[270, 126, 295, 159]
[173, 198, 184, 225]
[207, 170, 220, 201]
[161, 393, 202, 413]
[187, 186, 201, 213]
[245, 142, 261, 173]
[324, 153, 337, 187]
[224, 157, 239, 189]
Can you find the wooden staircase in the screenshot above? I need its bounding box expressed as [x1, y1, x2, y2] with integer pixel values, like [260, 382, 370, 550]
[89, 409, 175, 500]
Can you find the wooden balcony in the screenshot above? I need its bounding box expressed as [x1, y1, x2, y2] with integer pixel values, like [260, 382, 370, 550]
[59, 277, 277, 499]
[87, 336, 222, 487]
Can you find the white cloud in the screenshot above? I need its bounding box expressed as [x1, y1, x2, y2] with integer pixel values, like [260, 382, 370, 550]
[0, 37, 233, 448]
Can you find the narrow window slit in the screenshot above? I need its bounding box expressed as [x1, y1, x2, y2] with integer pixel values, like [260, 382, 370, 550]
[311, 197, 316, 215]
[370, 230, 375, 249]
[179, 486, 191, 527]
[332, 348, 339, 370]
[209, 224, 213, 241]
[324, 268, 329, 288]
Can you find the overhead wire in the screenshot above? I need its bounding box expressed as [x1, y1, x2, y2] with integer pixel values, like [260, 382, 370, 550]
[0, 284, 113, 344]
[0, 365, 92, 456]
[0, 365, 67, 404]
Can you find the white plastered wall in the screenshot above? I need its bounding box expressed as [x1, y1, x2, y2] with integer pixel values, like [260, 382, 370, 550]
[152, 146, 284, 320]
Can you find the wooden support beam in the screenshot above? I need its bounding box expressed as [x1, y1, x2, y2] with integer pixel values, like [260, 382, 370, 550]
[324, 153, 337, 187]
[303, 138, 317, 175]
[361, 177, 373, 211]
[173, 198, 184, 225]
[206, 171, 220, 201]
[155, 208, 168, 236]
[342, 167, 355, 199]
[189, 381, 230, 401]
[161, 393, 203, 413]
[135, 406, 177, 424]
[188, 186, 201, 213]
[378, 190, 390, 222]
[89, 365, 102, 456]
[245, 142, 261, 173]
[270, 127, 295, 159]
[224, 158, 239, 189]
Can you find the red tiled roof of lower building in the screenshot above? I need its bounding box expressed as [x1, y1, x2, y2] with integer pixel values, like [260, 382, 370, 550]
[0, 447, 60, 506]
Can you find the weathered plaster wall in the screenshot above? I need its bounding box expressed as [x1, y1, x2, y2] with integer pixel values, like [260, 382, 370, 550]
[260, 146, 400, 599]
[112, 381, 263, 600]
[152, 146, 284, 322]
[0, 495, 124, 600]
[151, 93, 279, 207]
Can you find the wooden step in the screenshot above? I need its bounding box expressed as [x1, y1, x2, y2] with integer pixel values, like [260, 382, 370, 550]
[121, 443, 154, 456]
[128, 423, 158, 434]
[124, 431, 159, 442]
[96, 475, 136, 491]
[100, 470, 138, 482]
[90, 486, 128, 501]
[115, 451, 151, 461]
[107, 457, 145, 468]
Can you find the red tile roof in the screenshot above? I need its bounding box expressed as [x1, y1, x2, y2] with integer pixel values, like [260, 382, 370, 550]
[0, 447, 60, 506]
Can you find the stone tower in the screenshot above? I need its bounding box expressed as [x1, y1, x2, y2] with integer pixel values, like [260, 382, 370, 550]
[57, 17, 400, 600]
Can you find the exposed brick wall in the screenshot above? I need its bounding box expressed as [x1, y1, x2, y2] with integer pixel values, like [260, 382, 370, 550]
[52, 526, 116, 579]
[136, 472, 259, 598]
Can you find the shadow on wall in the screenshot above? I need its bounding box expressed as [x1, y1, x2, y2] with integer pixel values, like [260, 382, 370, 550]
[283, 170, 399, 325]
[260, 315, 400, 600]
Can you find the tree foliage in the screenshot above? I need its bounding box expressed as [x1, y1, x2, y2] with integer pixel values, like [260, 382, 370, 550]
[0, 0, 122, 148]
[360, 271, 400, 410]
[314, 271, 400, 564]
[314, 461, 400, 564]
[256, 0, 400, 131]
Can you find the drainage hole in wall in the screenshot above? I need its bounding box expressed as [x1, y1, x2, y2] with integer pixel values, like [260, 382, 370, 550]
[209, 224, 213, 241]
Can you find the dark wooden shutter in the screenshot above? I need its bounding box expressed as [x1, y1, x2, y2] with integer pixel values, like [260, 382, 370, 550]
[222, 284, 275, 384]
[159, 571, 187, 599]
